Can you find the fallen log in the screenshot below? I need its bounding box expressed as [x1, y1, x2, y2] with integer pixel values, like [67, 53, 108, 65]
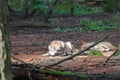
[10, 21, 51, 27]
[12, 62, 108, 80]
[12, 62, 89, 79]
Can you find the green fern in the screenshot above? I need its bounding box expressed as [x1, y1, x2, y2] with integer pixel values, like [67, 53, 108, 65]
[87, 50, 103, 57]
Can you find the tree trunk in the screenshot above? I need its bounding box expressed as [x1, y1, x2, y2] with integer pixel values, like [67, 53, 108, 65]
[0, 0, 12, 80]
[24, 0, 29, 17]
[116, 0, 120, 11]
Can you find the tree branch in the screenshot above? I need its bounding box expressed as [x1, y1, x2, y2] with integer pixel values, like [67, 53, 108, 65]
[46, 36, 109, 68]
[103, 49, 118, 65]
[12, 56, 26, 63]
[10, 21, 51, 27]
[12, 62, 89, 79]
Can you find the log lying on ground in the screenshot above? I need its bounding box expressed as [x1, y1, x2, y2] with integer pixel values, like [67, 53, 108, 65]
[12, 57, 89, 79]
[10, 21, 51, 27]
[12, 62, 107, 80]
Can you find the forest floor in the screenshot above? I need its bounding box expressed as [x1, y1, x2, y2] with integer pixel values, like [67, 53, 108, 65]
[11, 13, 120, 80]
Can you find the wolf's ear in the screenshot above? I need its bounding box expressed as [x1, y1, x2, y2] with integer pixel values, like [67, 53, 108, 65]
[80, 40, 86, 50]
[81, 40, 86, 45]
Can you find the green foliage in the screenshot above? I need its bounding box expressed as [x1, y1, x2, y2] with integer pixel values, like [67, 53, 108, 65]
[53, 4, 73, 15]
[53, 3, 103, 15]
[39, 69, 108, 79]
[79, 20, 105, 31]
[87, 50, 103, 57]
[52, 13, 120, 32]
[44, 69, 89, 78]
[112, 14, 119, 20]
[53, 27, 83, 32]
[53, 8, 71, 15]
[53, 14, 120, 32]
[101, 0, 117, 12]
[8, 0, 24, 11]
[79, 18, 120, 31]
[74, 3, 103, 15]
[8, 0, 104, 15]
[8, 0, 52, 13]
[53, 27, 61, 32]
[77, 27, 83, 32]
[114, 45, 120, 56]
[54, 4, 73, 10]
[31, 0, 52, 13]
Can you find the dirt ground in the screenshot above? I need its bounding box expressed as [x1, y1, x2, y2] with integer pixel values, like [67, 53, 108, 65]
[11, 13, 120, 80]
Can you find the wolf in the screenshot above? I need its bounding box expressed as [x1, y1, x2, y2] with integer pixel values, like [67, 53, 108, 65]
[42, 40, 78, 56]
[81, 41, 116, 52]
[80, 41, 116, 56]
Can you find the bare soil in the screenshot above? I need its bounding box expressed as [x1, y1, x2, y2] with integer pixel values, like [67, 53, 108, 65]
[11, 13, 120, 80]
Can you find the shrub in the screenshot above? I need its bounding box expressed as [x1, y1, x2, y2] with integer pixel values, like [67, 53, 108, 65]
[87, 50, 103, 56]
[101, 0, 117, 12]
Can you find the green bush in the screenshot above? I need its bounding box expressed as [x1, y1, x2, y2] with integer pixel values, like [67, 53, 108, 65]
[53, 3, 104, 15]
[114, 45, 120, 56]
[31, 0, 52, 13]
[79, 19, 120, 32]
[79, 20, 105, 31]
[74, 3, 103, 15]
[87, 50, 103, 56]
[53, 27, 62, 32]
[8, 0, 52, 13]
[53, 4, 73, 15]
[8, 0, 24, 11]
[53, 27, 83, 32]
[101, 0, 117, 12]
[53, 8, 71, 15]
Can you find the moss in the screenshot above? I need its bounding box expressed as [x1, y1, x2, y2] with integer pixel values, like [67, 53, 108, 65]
[87, 50, 103, 57]
[43, 69, 89, 78]
[114, 45, 120, 56]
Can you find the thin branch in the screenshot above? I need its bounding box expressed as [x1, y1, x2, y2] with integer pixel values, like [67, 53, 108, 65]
[12, 56, 39, 72]
[103, 49, 118, 65]
[12, 55, 26, 63]
[46, 36, 109, 68]
[28, 71, 33, 80]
